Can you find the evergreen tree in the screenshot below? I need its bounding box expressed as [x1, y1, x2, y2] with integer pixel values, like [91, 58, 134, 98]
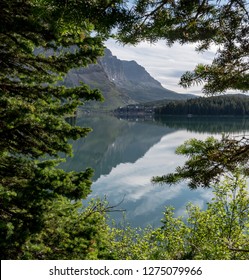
[152, 135, 249, 188]
[0, 0, 126, 259]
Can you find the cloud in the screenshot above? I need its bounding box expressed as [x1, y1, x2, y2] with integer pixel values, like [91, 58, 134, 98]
[105, 39, 216, 95]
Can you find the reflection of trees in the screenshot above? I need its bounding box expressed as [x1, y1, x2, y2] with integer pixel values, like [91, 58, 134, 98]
[155, 116, 249, 134]
[62, 115, 249, 184]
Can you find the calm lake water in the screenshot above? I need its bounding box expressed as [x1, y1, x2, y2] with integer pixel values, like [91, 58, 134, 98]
[61, 114, 249, 228]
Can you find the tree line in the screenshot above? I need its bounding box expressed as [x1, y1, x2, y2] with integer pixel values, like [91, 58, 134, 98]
[155, 95, 249, 115]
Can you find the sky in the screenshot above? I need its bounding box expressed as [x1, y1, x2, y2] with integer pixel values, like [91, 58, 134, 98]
[105, 39, 217, 96]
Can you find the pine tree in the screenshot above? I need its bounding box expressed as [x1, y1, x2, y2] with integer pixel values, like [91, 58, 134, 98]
[0, 0, 126, 259]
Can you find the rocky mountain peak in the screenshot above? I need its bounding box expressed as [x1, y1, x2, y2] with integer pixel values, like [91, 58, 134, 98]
[99, 49, 162, 89]
[62, 48, 193, 109]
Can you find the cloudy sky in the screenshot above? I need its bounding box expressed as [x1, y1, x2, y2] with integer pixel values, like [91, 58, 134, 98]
[105, 39, 217, 96]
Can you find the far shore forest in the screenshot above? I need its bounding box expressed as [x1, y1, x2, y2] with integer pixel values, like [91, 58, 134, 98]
[154, 95, 249, 116]
[115, 94, 249, 116]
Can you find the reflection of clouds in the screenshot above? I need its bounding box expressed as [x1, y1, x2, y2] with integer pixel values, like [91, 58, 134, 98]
[90, 130, 217, 226]
[197, 188, 214, 202]
[132, 184, 184, 217]
[175, 205, 189, 219]
[175, 188, 214, 219]
[189, 198, 206, 210]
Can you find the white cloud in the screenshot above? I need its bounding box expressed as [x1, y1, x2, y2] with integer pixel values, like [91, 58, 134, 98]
[105, 39, 216, 95]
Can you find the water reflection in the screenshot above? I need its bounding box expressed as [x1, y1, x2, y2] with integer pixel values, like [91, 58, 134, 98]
[91, 130, 214, 227]
[155, 115, 249, 134]
[63, 114, 249, 227]
[62, 115, 175, 180]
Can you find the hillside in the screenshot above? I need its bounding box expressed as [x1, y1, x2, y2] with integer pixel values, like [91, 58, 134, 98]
[62, 48, 194, 110]
[154, 94, 249, 116]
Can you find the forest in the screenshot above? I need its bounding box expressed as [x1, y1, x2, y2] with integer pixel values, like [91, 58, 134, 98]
[154, 95, 249, 115]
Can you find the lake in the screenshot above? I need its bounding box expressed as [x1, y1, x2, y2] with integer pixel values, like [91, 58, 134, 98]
[61, 114, 249, 228]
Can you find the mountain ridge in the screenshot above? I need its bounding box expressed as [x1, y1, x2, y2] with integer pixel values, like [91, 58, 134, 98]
[62, 48, 194, 110]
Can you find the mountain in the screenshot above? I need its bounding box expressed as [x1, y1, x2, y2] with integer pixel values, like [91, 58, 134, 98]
[62, 48, 194, 110]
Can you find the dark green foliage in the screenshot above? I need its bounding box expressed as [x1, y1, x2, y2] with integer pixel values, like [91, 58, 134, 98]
[152, 135, 249, 188]
[155, 95, 249, 116]
[0, 0, 127, 259]
[18, 198, 114, 260]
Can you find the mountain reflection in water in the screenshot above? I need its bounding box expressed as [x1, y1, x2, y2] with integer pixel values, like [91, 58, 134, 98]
[61, 114, 249, 227]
